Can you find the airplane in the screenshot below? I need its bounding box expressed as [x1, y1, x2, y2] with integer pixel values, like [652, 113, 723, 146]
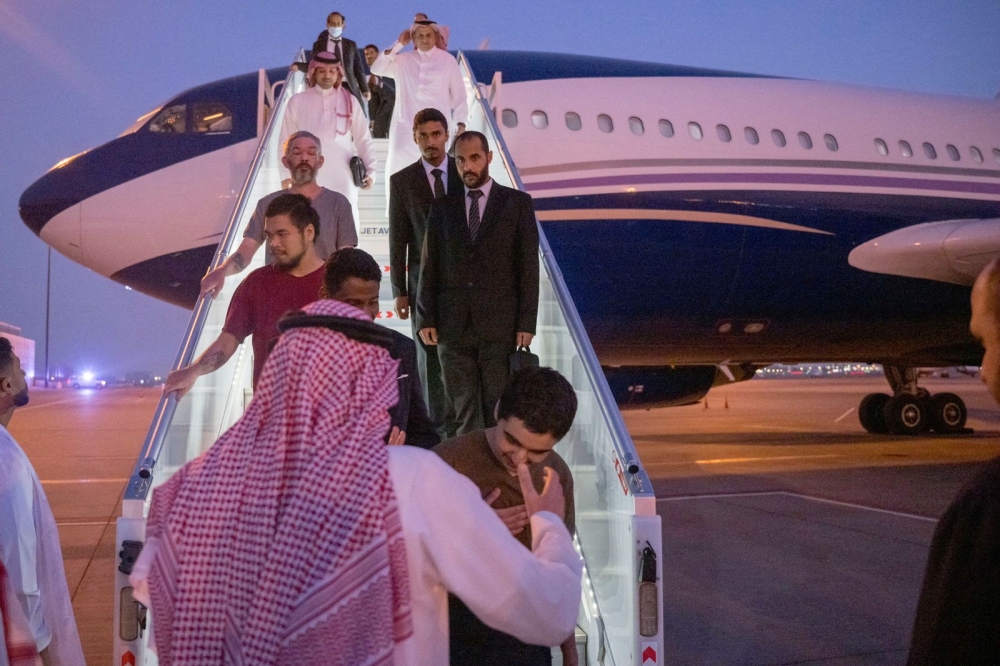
[18, 50, 1000, 437]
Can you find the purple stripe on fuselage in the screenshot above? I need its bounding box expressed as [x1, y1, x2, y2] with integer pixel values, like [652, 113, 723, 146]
[525, 172, 1000, 196]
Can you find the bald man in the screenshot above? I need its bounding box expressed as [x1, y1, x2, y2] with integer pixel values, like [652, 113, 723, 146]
[906, 257, 1000, 665]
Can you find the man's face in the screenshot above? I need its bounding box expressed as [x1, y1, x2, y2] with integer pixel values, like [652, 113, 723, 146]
[413, 121, 449, 165]
[313, 63, 343, 90]
[970, 277, 1000, 403]
[332, 277, 380, 321]
[0, 355, 29, 408]
[282, 137, 324, 185]
[412, 25, 437, 52]
[328, 15, 345, 29]
[489, 415, 558, 477]
[364, 47, 378, 67]
[456, 138, 492, 189]
[264, 214, 311, 270]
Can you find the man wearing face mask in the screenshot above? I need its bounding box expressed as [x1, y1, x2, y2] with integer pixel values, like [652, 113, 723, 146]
[370, 15, 468, 187]
[0, 337, 86, 665]
[311, 11, 369, 113]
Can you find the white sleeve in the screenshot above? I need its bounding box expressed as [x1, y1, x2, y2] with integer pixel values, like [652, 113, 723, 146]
[416, 453, 582, 645]
[352, 104, 377, 183]
[370, 47, 400, 77]
[448, 58, 469, 126]
[0, 457, 51, 651]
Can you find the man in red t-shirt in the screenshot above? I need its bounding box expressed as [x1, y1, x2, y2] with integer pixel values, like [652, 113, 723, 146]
[164, 193, 327, 396]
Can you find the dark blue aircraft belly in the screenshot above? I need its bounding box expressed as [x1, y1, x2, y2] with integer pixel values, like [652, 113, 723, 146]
[538, 190, 997, 366]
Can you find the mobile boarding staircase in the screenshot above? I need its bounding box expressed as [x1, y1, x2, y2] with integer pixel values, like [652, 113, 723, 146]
[113, 52, 664, 666]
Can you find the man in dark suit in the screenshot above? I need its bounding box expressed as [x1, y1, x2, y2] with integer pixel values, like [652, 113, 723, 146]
[311, 11, 369, 113]
[322, 247, 439, 449]
[417, 131, 540, 435]
[363, 44, 395, 139]
[390, 108, 462, 438]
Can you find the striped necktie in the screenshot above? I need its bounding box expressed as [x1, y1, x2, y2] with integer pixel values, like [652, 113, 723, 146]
[467, 189, 484, 240]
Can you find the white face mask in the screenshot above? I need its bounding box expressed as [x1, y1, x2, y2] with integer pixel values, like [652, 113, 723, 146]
[328, 26, 343, 38]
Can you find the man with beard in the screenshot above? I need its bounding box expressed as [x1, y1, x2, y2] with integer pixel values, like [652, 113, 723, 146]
[0, 337, 86, 664]
[310, 12, 370, 112]
[417, 132, 540, 434]
[280, 50, 376, 229]
[200, 131, 355, 299]
[390, 108, 462, 438]
[166, 194, 326, 393]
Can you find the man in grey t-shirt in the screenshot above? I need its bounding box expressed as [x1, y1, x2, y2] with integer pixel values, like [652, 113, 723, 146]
[201, 131, 357, 298]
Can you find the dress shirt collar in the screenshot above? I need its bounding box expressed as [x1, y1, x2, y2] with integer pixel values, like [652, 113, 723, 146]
[417, 47, 435, 59]
[422, 158, 449, 193]
[465, 178, 494, 208]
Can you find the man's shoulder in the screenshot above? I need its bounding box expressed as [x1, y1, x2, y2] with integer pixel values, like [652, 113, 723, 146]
[316, 188, 352, 208]
[391, 160, 423, 185]
[545, 449, 574, 484]
[492, 182, 530, 204]
[388, 329, 416, 353]
[0, 429, 31, 477]
[237, 264, 280, 290]
[256, 190, 284, 208]
[432, 430, 488, 463]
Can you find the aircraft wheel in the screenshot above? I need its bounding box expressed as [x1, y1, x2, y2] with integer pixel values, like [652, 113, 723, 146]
[884, 394, 928, 435]
[929, 392, 967, 433]
[858, 393, 890, 433]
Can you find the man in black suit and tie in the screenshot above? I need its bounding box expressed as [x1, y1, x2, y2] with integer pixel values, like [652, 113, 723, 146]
[390, 108, 462, 438]
[417, 131, 540, 435]
[312, 11, 369, 113]
[321, 247, 440, 449]
[363, 44, 395, 139]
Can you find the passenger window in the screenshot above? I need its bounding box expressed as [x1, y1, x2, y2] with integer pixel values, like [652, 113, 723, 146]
[824, 134, 838, 151]
[688, 122, 703, 139]
[899, 140, 913, 157]
[970, 146, 984, 163]
[501, 109, 518, 128]
[798, 132, 813, 149]
[771, 129, 786, 147]
[192, 102, 232, 133]
[149, 104, 187, 133]
[994, 148, 1000, 163]
[945, 144, 960, 161]
[874, 138, 888, 156]
[629, 116, 645, 135]
[658, 119, 674, 137]
[744, 127, 759, 145]
[531, 110, 548, 129]
[598, 114, 614, 133]
[716, 124, 732, 142]
[565, 112, 582, 131]
[923, 142, 937, 159]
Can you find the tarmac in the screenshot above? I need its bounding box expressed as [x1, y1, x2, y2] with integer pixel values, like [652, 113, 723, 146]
[7, 376, 999, 665]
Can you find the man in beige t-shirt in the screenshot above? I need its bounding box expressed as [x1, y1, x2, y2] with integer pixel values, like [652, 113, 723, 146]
[434, 366, 579, 665]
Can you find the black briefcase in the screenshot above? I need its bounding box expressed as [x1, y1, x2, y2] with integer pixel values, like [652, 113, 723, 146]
[509, 346, 539, 374]
[350, 156, 366, 187]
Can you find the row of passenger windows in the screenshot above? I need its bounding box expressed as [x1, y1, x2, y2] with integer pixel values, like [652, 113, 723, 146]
[500, 109, 1000, 164]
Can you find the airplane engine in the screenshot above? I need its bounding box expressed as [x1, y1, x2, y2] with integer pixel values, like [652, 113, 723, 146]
[603, 365, 754, 410]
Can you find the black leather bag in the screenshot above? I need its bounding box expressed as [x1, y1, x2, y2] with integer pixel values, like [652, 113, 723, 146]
[350, 156, 366, 187]
[509, 345, 539, 374]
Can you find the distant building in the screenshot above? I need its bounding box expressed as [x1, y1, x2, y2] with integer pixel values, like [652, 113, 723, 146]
[0, 322, 36, 382]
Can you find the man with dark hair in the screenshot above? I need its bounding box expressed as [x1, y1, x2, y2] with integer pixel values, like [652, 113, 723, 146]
[167, 193, 327, 394]
[321, 247, 439, 449]
[201, 131, 356, 298]
[311, 11, 370, 112]
[390, 107, 462, 438]
[363, 44, 395, 139]
[418, 131, 540, 434]
[907, 257, 1000, 665]
[0, 338, 86, 664]
[435, 366, 579, 665]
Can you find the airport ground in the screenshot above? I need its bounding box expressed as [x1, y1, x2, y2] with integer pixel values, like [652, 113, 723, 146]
[7, 377, 999, 664]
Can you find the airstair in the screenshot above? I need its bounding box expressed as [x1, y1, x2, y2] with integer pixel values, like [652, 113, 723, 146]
[114, 53, 663, 666]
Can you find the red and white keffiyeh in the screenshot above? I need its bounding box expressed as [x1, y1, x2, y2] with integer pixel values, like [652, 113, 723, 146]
[0, 560, 41, 666]
[145, 299, 412, 665]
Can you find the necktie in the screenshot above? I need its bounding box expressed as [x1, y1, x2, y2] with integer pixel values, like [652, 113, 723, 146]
[468, 189, 483, 241]
[332, 39, 342, 61]
[431, 168, 446, 199]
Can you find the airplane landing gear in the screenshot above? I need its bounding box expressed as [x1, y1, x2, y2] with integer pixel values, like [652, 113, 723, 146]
[858, 366, 968, 435]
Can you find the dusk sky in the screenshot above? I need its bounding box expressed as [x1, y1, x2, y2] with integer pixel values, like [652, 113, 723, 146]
[1, 1, 998, 378]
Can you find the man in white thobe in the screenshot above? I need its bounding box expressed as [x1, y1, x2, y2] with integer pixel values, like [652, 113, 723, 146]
[280, 51, 376, 229]
[0, 338, 85, 665]
[371, 17, 469, 189]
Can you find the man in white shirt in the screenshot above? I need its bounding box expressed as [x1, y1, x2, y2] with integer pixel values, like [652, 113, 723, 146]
[130, 300, 581, 664]
[0, 338, 85, 665]
[371, 16, 469, 187]
[280, 51, 376, 228]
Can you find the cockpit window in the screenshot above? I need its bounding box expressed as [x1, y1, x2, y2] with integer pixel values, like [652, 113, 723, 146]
[193, 102, 233, 133]
[149, 104, 187, 133]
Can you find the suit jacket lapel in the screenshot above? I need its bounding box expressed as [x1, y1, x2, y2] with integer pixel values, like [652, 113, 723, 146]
[410, 160, 434, 204]
[446, 158, 463, 198]
[475, 182, 506, 242]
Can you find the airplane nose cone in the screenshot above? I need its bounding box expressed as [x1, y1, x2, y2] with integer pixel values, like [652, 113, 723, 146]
[19, 163, 83, 236]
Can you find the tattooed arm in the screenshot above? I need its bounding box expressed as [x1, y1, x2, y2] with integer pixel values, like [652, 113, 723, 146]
[162, 332, 240, 400]
[200, 238, 262, 298]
